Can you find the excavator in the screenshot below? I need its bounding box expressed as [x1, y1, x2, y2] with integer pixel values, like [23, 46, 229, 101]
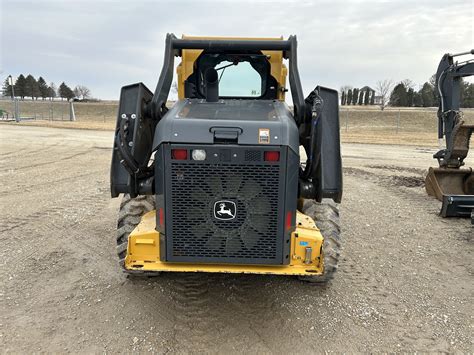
[425, 50, 474, 224]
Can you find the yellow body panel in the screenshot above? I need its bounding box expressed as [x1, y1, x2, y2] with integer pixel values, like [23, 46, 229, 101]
[125, 210, 323, 276]
[176, 35, 288, 101]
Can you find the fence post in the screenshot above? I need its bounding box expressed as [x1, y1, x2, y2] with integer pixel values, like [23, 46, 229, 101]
[15, 100, 20, 122]
[12, 99, 16, 122]
[69, 101, 76, 121]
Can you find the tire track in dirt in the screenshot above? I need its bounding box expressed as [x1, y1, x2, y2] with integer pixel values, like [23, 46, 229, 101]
[0, 171, 103, 196]
[0, 141, 64, 159]
[167, 273, 220, 352]
[5, 151, 89, 171]
[215, 274, 286, 352]
[0, 184, 109, 235]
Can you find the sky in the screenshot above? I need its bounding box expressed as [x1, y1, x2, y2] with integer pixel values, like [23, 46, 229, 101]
[0, 0, 473, 100]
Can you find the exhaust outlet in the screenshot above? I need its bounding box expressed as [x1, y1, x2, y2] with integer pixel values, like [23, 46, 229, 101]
[204, 68, 219, 102]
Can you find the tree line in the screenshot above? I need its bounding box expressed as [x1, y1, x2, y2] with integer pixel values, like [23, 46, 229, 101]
[341, 76, 474, 110]
[1, 74, 91, 101]
[389, 78, 474, 108]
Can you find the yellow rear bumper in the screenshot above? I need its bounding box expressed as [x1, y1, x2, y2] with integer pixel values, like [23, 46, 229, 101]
[125, 211, 324, 276]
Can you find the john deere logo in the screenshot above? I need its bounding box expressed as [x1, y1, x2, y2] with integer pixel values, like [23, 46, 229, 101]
[214, 200, 236, 220]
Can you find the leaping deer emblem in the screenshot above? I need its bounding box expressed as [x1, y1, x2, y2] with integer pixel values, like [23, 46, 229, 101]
[217, 203, 235, 218]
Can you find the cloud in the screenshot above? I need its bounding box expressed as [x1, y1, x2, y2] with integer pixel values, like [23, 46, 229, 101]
[1, 0, 472, 99]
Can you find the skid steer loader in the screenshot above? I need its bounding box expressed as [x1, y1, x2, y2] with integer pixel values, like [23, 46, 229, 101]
[110, 34, 343, 282]
[425, 50, 474, 224]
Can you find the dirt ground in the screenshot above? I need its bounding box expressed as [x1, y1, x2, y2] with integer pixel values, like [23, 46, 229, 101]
[1, 125, 472, 353]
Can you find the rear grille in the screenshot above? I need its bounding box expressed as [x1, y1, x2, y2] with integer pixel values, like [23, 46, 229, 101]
[244, 150, 262, 162]
[167, 152, 284, 264]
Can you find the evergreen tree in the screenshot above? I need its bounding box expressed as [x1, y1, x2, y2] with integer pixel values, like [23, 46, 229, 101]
[363, 88, 370, 105]
[413, 92, 423, 107]
[357, 90, 364, 105]
[370, 90, 375, 105]
[14, 74, 27, 100]
[2, 78, 13, 97]
[390, 83, 408, 106]
[25, 74, 40, 100]
[419, 82, 436, 107]
[341, 91, 346, 105]
[352, 88, 359, 105]
[37, 77, 49, 100]
[58, 82, 75, 100]
[347, 89, 353, 105]
[407, 88, 414, 107]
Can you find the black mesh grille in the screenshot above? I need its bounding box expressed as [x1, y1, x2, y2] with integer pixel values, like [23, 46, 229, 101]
[244, 150, 262, 162]
[168, 160, 283, 263]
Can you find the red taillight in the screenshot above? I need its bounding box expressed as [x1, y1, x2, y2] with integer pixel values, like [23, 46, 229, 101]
[171, 149, 188, 160]
[285, 211, 293, 231]
[264, 151, 280, 162]
[159, 207, 164, 227]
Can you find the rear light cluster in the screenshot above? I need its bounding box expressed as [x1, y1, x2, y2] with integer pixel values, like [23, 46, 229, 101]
[171, 148, 280, 162]
[172, 149, 207, 161]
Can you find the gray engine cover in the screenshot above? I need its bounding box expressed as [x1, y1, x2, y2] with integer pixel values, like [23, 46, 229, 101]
[152, 99, 300, 152]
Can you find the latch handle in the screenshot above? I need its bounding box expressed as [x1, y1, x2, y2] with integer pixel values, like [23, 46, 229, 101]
[210, 126, 243, 143]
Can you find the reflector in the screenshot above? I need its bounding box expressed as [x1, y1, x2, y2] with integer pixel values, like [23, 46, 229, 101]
[285, 210, 293, 231]
[159, 208, 164, 227]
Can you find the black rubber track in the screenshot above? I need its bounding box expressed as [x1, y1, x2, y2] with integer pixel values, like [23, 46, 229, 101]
[298, 199, 342, 283]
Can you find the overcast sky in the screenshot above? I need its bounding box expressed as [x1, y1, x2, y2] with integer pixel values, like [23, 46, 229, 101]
[1, 0, 473, 100]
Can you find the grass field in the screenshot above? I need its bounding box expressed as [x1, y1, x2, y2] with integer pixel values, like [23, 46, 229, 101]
[1, 99, 473, 146]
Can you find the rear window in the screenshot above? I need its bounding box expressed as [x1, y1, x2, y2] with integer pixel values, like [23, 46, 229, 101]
[217, 61, 262, 97]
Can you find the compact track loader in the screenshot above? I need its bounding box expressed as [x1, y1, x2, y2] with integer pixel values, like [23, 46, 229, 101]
[111, 34, 343, 282]
[425, 50, 474, 224]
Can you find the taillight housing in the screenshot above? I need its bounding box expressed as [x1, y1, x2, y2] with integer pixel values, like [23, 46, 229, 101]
[285, 210, 293, 231]
[264, 151, 280, 162]
[159, 207, 164, 228]
[171, 149, 188, 160]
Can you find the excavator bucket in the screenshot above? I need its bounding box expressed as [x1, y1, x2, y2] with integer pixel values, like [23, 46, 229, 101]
[425, 167, 474, 221]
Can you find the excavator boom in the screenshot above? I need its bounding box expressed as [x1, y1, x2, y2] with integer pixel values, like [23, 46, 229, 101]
[425, 50, 474, 224]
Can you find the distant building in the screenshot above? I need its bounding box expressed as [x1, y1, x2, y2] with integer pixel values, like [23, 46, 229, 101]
[373, 96, 383, 105]
[341, 86, 377, 105]
[359, 86, 376, 105]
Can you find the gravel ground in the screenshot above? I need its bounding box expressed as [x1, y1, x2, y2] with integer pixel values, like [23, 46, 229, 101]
[0, 125, 472, 353]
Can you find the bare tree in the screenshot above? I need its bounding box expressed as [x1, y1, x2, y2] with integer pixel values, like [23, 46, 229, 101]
[48, 82, 57, 101]
[375, 79, 394, 111]
[340, 85, 353, 93]
[401, 79, 415, 90]
[73, 85, 91, 100]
